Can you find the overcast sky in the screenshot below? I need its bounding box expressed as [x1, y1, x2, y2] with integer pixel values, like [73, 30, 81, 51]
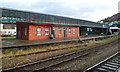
[0, 0, 119, 22]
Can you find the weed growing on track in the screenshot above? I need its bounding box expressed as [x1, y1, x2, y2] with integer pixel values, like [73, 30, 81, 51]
[2, 35, 119, 58]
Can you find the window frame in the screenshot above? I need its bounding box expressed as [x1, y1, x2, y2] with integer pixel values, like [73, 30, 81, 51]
[68, 28, 71, 35]
[25, 28, 27, 36]
[73, 28, 76, 34]
[58, 27, 62, 35]
[37, 27, 42, 35]
[45, 27, 49, 35]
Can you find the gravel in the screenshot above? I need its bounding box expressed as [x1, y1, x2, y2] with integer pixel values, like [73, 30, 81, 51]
[46, 38, 119, 71]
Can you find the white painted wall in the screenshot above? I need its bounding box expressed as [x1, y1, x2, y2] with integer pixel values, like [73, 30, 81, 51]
[109, 27, 120, 35]
[0, 24, 16, 36]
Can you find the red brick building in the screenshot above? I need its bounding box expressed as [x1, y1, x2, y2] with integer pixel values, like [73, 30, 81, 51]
[1, 8, 105, 40]
[17, 22, 80, 40]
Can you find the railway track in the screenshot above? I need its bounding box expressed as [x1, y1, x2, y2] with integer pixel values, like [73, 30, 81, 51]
[2, 37, 119, 72]
[84, 51, 120, 72]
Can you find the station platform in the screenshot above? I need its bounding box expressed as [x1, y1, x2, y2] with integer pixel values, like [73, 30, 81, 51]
[1, 35, 110, 48]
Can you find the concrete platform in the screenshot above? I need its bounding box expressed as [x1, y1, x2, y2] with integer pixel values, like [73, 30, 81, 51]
[1, 35, 111, 49]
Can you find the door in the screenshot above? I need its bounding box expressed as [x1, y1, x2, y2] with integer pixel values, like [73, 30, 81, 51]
[64, 28, 67, 38]
[21, 28, 25, 39]
[51, 26, 55, 38]
[81, 27, 87, 36]
[21, 27, 27, 39]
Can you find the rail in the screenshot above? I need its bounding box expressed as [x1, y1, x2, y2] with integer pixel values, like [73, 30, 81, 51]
[2, 36, 119, 71]
[84, 51, 120, 72]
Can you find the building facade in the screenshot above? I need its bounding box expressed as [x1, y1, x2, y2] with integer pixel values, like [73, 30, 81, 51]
[1, 8, 107, 40]
[17, 23, 80, 40]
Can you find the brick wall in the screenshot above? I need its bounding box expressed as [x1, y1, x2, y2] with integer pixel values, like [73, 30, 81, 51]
[28, 23, 51, 40]
[28, 24, 80, 40]
[17, 22, 80, 40]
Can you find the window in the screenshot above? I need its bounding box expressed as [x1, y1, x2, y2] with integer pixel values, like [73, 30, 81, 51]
[90, 28, 93, 32]
[68, 28, 71, 35]
[37, 27, 41, 35]
[45, 27, 49, 35]
[87, 28, 90, 31]
[58, 27, 62, 35]
[73, 28, 76, 34]
[3, 24, 16, 29]
[25, 28, 27, 36]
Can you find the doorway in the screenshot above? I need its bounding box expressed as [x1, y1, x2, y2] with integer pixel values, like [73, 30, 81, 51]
[51, 26, 55, 39]
[64, 28, 67, 38]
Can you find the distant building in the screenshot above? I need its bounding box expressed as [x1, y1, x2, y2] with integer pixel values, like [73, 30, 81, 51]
[0, 24, 16, 36]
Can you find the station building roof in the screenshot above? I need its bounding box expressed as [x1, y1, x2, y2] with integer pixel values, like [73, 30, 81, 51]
[0, 8, 108, 28]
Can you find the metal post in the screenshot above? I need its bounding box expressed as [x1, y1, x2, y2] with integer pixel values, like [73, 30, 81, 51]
[0, 7, 2, 70]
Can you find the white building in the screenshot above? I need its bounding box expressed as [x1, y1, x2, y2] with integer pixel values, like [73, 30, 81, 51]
[0, 23, 16, 36]
[109, 27, 120, 35]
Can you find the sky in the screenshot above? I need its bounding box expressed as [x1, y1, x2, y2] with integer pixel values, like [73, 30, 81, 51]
[0, 0, 119, 22]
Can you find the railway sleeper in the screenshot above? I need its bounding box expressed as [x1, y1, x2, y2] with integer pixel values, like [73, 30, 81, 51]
[107, 62, 119, 66]
[100, 65, 117, 71]
[96, 68, 113, 72]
